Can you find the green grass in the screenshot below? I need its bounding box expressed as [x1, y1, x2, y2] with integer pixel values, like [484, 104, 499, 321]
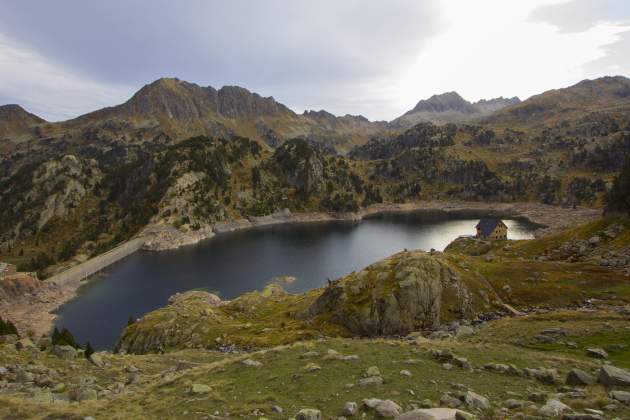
[2, 310, 630, 418]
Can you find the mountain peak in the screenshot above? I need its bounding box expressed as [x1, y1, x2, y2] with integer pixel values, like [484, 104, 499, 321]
[391, 91, 520, 128]
[406, 91, 476, 115]
[0, 104, 46, 123]
[112, 78, 294, 121]
[0, 104, 46, 140]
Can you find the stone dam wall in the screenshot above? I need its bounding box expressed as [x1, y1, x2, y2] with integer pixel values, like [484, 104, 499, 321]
[46, 237, 146, 287]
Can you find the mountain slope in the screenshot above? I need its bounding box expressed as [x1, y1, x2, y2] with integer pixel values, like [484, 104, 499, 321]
[0, 78, 385, 152]
[390, 92, 519, 128]
[81, 78, 294, 122]
[0, 104, 46, 141]
[485, 75, 630, 129]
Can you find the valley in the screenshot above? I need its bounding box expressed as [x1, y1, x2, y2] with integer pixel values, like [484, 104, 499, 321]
[2, 76, 629, 283]
[1, 74, 630, 419]
[0, 216, 629, 419]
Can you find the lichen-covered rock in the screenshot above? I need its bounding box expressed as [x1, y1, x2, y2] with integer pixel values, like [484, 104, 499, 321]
[273, 139, 325, 194]
[566, 368, 595, 386]
[304, 251, 481, 336]
[538, 399, 570, 417]
[51, 345, 77, 360]
[343, 402, 359, 416]
[599, 365, 630, 387]
[190, 383, 211, 395]
[395, 408, 474, 419]
[295, 408, 322, 420]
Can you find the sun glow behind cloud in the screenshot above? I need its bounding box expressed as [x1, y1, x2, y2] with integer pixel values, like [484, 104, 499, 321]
[392, 0, 630, 115]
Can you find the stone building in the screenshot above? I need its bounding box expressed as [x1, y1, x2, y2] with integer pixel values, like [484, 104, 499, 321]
[475, 218, 508, 240]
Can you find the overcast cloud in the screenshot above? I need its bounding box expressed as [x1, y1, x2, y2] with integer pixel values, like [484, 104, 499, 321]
[0, 0, 629, 121]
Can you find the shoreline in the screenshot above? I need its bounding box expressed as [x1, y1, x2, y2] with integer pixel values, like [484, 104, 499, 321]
[141, 200, 601, 251]
[0, 201, 601, 338]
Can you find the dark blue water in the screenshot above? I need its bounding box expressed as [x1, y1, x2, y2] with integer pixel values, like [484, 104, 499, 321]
[54, 212, 536, 349]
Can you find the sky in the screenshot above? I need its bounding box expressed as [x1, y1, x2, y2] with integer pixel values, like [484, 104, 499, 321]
[0, 0, 629, 122]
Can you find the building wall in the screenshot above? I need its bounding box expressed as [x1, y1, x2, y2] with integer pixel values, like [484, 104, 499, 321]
[491, 225, 508, 240]
[477, 224, 508, 240]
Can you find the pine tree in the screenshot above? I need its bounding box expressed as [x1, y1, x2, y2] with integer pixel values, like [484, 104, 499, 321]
[7, 319, 17, 335]
[606, 156, 630, 215]
[85, 341, 95, 359]
[51, 327, 61, 344]
[0, 317, 18, 336]
[59, 328, 80, 349]
[51, 326, 81, 349]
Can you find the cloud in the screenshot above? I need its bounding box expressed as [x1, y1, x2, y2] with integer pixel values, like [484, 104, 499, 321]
[530, 0, 630, 81]
[0, 33, 132, 121]
[0, 1, 440, 121]
[0, 0, 629, 121]
[391, 0, 630, 112]
[530, 0, 630, 33]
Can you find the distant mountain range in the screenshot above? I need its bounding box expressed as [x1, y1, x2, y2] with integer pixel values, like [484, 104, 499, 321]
[1, 75, 630, 153]
[0, 78, 386, 152]
[0, 82, 520, 147]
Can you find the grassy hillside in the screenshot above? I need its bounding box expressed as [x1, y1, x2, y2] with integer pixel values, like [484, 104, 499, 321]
[1, 218, 630, 418]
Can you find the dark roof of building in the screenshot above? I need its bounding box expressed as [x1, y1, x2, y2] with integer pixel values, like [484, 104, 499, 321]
[475, 218, 505, 236]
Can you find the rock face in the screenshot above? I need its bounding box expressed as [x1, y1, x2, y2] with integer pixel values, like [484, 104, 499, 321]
[611, 390, 630, 404]
[566, 368, 596, 386]
[0, 273, 41, 301]
[98, 78, 294, 122]
[599, 365, 630, 387]
[304, 251, 479, 336]
[15, 154, 102, 233]
[273, 138, 325, 194]
[538, 399, 570, 417]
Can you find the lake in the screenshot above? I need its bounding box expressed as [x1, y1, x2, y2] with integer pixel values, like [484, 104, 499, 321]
[54, 211, 537, 349]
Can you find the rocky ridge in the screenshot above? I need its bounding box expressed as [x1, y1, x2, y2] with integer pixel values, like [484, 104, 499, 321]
[390, 92, 520, 128]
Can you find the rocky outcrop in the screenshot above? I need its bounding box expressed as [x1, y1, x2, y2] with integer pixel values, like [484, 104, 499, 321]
[273, 139, 325, 194]
[114, 284, 307, 354]
[599, 365, 630, 387]
[34, 156, 93, 229]
[304, 251, 481, 336]
[0, 273, 41, 301]
[141, 224, 214, 251]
